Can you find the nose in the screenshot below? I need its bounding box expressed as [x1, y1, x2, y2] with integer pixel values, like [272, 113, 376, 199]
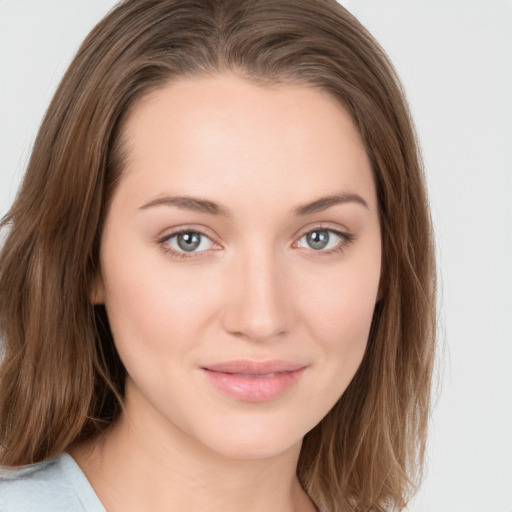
[221, 245, 292, 343]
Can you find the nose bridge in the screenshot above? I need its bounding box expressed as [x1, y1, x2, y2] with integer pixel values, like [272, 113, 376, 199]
[222, 241, 291, 342]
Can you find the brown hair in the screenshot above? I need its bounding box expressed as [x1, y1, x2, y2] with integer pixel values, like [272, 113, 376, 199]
[0, 1, 436, 510]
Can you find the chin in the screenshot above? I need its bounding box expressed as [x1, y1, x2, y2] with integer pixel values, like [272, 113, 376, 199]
[204, 433, 303, 461]
[182, 409, 314, 462]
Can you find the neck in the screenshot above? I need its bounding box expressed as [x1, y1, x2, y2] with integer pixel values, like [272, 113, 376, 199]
[70, 385, 316, 512]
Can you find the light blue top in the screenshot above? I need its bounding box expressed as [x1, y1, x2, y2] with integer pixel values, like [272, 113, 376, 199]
[0, 453, 105, 512]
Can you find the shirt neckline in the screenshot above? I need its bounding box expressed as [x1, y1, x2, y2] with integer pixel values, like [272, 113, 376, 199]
[60, 452, 107, 512]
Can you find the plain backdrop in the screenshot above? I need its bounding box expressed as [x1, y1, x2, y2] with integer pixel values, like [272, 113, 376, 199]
[0, 2, 511, 511]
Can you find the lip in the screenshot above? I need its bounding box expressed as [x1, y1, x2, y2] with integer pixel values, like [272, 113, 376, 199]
[201, 360, 307, 402]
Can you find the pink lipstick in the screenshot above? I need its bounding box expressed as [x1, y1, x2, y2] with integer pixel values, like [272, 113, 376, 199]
[201, 360, 306, 402]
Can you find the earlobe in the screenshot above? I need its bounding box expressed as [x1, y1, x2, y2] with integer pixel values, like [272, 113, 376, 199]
[90, 273, 106, 305]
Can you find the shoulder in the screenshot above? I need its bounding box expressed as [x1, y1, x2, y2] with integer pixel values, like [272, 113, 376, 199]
[0, 453, 105, 512]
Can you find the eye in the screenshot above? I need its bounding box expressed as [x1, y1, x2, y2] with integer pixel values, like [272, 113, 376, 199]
[295, 228, 350, 252]
[163, 230, 216, 253]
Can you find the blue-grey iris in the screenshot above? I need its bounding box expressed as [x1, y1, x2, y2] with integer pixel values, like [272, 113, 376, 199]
[177, 232, 201, 251]
[307, 230, 329, 250]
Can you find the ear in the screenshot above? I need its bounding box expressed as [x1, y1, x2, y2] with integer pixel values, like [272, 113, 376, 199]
[89, 272, 106, 305]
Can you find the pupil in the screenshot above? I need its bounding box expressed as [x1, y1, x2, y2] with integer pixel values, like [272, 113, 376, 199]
[177, 232, 201, 251]
[307, 230, 329, 250]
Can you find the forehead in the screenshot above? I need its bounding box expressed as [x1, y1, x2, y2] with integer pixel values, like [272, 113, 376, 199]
[116, 73, 376, 214]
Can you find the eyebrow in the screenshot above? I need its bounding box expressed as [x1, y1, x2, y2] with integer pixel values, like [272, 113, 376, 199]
[139, 192, 368, 216]
[139, 196, 230, 216]
[292, 193, 368, 215]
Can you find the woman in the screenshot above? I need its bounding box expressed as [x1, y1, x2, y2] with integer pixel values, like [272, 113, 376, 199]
[0, 1, 436, 511]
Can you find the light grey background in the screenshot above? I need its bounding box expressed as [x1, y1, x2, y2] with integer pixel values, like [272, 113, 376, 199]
[1, 2, 511, 511]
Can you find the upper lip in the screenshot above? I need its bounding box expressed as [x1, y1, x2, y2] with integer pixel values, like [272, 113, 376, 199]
[201, 360, 307, 375]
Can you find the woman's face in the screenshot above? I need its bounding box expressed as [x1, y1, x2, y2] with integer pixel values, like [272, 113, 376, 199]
[94, 74, 381, 460]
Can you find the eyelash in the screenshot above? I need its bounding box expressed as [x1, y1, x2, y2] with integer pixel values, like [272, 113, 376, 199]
[157, 227, 218, 261]
[156, 225, 355, 261]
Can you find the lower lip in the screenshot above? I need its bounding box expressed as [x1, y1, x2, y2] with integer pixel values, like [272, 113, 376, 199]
[202, 368, 306, 402]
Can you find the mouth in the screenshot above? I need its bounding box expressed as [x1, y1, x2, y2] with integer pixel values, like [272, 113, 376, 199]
[200, 360, 307, 402]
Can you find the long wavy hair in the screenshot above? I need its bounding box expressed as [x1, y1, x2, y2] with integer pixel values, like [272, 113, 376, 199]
[0, 1, 436, 510]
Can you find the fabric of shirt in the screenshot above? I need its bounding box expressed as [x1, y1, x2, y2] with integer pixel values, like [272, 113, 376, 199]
[0, 453, 105, 512]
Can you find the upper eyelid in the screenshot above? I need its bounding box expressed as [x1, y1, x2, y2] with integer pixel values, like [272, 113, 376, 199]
[293, 221, 351, 240]
[294, 227, 352, 248]
[298, 227, 346, 239]
[157, 225, 218, 242]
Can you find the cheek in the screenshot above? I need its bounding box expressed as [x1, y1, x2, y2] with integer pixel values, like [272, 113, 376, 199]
[298, 254, 380, 375]
[99, 239, 217, 371]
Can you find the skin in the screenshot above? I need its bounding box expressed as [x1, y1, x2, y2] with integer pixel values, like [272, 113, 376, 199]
[71, 73, 382, 512]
